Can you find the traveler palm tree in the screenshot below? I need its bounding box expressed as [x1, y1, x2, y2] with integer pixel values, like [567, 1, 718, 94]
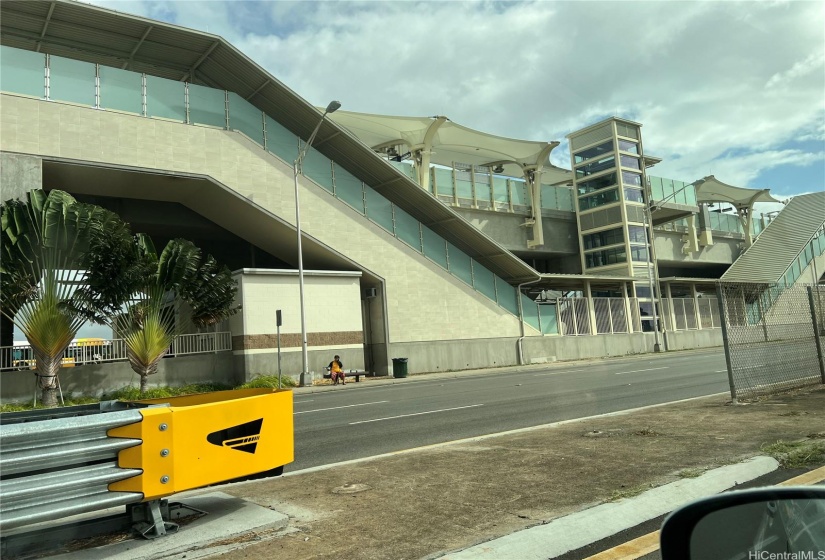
[110, 236, 238, 394]
[1, 190, 139, 407]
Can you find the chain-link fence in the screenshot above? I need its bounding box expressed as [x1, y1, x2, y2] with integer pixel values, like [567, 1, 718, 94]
[718, 283, 825, 399]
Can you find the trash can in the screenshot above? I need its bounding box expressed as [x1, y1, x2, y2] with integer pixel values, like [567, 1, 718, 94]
[392, 358, 408, 378]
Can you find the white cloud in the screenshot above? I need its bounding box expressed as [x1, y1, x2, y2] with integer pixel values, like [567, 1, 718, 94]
[85, 0, 825, 194]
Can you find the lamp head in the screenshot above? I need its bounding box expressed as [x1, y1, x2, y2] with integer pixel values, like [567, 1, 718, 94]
[325, 100, 342, 114]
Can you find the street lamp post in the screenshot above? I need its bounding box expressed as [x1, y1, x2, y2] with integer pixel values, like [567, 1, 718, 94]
[294, 100, 341, 386]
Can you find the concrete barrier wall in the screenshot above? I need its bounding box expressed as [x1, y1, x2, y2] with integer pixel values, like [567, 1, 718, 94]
[664, 329, 723, 352]
[1, 352, 233, 404]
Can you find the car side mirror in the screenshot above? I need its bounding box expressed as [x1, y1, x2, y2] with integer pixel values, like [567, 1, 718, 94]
[660, 486, 825, 560]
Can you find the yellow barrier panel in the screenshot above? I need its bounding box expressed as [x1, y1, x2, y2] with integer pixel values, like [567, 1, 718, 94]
[108, 388, 293, 501]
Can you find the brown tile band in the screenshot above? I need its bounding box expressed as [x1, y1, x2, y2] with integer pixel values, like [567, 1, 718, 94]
[233, 331, 364, 351]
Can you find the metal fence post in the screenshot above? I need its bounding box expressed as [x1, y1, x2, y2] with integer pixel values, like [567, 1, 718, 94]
[757, 290, 769, 342]
[807, 286, 825, 383]
[716, 284, 738, 401]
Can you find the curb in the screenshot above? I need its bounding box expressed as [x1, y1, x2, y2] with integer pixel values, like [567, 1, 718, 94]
[433, 456, 779, 559]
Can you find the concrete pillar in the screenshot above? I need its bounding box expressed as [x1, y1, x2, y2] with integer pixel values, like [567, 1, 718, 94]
[691, 284, 701, 330]
[584, 281, 597, 335]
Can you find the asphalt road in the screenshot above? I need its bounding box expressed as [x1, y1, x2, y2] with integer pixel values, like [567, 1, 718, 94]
[289, 348, 730, 472]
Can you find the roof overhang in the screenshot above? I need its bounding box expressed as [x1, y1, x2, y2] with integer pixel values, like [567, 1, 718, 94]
[693, 176, 780, 207]
[327, 110, 571, 183]
[0, 0, 538, 283]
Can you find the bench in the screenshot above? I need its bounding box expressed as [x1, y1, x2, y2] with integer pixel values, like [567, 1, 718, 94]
[323, 368, 368, 382]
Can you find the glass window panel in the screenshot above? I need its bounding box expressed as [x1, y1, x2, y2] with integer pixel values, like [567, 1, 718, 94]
[583, 226, 624, 250]
[649, 176, 665, 201]
[433, 167, 454, 197]
[49, 56, 96, 106]
[620, 154, 641, 170]
[455, 173, 473, 200]
[539, 304, 558, 334]
[521, 293, 541, 332]
[631, 246, 650, 262]
[302, 144, 333, 192]
[145, 75, 185, 121]
[577, 172, 617, 195]
[558, 187, 575, 211]
[540, 185, 557, 210]
[575, 155, 615, 179]
[624, 187, 645, 204]
[333, 164, 365, 213]
[447, 243, 473, 285]
[394, 207, 422, 250]
[511, 181, 531, 207]
[475, 176, 491, 205]
[472, 261, 497, 301]
[493, 178, 509, 204]
[99, 65, 142, 114]
[585, 247, 627, 269]
[685, 184, 697, 206]
[265, 115, 299, 162]
[676, 181, 689, 205]
[0, 46, 45, 97]
[365, 187, 394, 232]
[573, 140, 613, 164]
[578, 188, 620, 211]
[422, 226, 447, 268]
[628, 225, 648, 244]
[188, 82, 225, 127]
[618, 139, 639, 154]
[496, 278, 519, 315]
[622, 171, 642, 187]
[228, 92, 264, 145]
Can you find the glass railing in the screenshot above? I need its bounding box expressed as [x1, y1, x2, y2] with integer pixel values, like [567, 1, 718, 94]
[656, 212, 775, 239]
[388, 161, 576, 214]
[747, 225, 825, 324]
[0, 45, 534, 325]
[648, 176, 698, 206]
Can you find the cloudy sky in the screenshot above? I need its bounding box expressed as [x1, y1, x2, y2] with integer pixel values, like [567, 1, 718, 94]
[87, 0, 824, 200]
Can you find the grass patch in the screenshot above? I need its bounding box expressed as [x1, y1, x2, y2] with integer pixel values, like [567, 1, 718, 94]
[677, 468, 705, 479]
[608, 484, 651, 502]
[236, 375, 297, 389]
[761, 439, 825, 469]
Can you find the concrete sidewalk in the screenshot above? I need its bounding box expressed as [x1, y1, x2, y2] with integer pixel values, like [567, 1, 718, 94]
[47, 375, 825, 560]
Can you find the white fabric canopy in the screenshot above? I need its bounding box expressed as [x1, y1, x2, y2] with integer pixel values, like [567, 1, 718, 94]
[693, 175, 780, 207]
[327, 110, 571, 182]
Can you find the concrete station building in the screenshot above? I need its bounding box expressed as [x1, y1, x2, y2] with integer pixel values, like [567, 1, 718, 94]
[1, 0, 823, 396]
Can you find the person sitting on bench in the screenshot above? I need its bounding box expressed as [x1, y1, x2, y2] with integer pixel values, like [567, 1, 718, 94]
[328, 355, 346, 385]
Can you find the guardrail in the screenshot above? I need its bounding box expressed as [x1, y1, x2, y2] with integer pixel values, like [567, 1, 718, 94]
[0, 403, 145, 532]
[0, 388, 294, 546]
[0, 332, 232, 372]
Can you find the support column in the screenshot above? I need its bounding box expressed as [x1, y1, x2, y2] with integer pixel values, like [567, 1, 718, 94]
[623, 282, 634, 333]
[665, 283, 676, 332]
[584, 281, 597, 336]
[691, 283, 701, 330]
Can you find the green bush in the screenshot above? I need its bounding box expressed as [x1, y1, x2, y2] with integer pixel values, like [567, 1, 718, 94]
[1, 378, 294, 412]
[236, 375, 297, 389]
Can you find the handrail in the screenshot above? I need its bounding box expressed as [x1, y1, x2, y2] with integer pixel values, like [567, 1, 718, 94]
[0, 332, 232, 372]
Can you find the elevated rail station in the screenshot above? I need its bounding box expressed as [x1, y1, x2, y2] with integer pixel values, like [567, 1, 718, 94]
[1, 0, 823, 395]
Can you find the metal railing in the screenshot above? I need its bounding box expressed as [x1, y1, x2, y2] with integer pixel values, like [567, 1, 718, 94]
[0, 332, 232, 372]
[0, 403, 145, 531]
[661, 297, 721, 331]
[552, 295, 722, 337]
